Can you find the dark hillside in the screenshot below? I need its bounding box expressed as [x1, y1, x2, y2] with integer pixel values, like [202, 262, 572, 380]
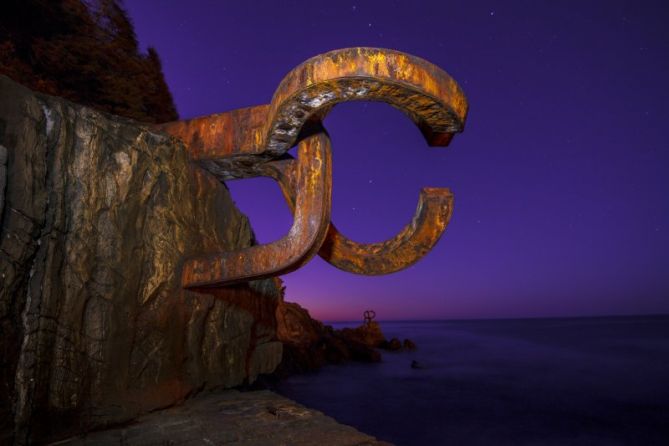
[0, 0, 178, 123]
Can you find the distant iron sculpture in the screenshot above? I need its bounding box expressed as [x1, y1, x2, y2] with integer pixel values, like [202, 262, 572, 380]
[363, 310, 376, 325]
[157, 47, 468, 288]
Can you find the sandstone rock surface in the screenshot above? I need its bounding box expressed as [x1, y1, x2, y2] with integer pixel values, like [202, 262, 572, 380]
[0, 75, 282, 444]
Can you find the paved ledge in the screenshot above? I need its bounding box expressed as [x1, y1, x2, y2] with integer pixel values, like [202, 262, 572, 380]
[52, 390, 391, 446]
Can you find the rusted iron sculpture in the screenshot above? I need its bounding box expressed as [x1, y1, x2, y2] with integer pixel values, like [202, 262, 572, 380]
[363, 310, 376, 325]
[158, 47, 468, 288]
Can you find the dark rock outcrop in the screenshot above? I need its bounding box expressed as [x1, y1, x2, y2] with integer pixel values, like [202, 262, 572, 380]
[338, 321, 387, 349]
[377, 338, 397, 352]
[275, 297, 384, 375]
[378, 337, 418, 353]
[0, 75, 282, 444]
[274, 296, 420, 376]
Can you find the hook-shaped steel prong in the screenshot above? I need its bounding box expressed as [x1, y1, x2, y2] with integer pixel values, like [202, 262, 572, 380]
[272, 170, 454, 275]
[181, 132, 332, 288]
[157, 48, 467, 180]
[158, 47, 468, 282]
[259, 47, 464, 274]
[319, 189, 453, 274]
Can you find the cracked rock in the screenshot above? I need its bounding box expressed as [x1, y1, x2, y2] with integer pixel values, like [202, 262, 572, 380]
[0, 75, 283, 445]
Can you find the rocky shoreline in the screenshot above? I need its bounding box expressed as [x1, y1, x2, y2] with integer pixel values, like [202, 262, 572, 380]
[274, 292, 417, 377]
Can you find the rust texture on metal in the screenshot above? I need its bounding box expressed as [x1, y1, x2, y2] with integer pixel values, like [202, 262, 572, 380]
[158, 47, 469, 287]
[265, 47, 468, 153]
[158, 47, 468, 179]
[181, 132, 332, 288]
[321, 188, 453, 275]
[274, 170, 454, 275]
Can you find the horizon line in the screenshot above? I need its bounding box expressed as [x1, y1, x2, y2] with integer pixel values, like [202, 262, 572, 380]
[320, 312, 669, 325]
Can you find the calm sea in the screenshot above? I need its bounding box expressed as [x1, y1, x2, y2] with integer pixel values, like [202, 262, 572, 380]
[274, 316, 669, 446]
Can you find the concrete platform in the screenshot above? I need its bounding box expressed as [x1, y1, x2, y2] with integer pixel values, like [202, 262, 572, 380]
[52, 390, 391, 446]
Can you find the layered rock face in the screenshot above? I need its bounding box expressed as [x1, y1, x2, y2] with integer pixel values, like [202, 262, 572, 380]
[0, 76, 282, 444]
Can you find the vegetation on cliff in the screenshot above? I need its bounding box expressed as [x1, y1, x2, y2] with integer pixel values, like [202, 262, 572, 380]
[0, 0, 178, 123]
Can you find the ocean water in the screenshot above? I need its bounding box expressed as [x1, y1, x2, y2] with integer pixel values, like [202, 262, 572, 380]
[274, 316, 669, 446]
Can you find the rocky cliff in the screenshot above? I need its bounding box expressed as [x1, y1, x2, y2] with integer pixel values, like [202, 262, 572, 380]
[0, 75, 282, 444]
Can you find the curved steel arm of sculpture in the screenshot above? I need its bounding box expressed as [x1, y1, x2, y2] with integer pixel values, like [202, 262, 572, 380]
[157, 47, 468, 285]
[158, 47, 468, 180]
[192, 166, 453, 277]
[319, 189, 453, 275]
[265, 161, 455, 275]
[265, 47, 468, 155]
[181, 132, 332, 288]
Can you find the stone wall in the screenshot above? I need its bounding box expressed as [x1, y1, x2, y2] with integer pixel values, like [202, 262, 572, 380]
[0, 75, 283, 444]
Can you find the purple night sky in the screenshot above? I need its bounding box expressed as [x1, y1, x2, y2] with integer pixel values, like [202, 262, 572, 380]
[124, 0, 669, 321]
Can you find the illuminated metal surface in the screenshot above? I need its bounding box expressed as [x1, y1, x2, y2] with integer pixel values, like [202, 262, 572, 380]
[158, 47, 468, 287]
[274, 170, 454, 275]
[181, 132, 332, 288]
